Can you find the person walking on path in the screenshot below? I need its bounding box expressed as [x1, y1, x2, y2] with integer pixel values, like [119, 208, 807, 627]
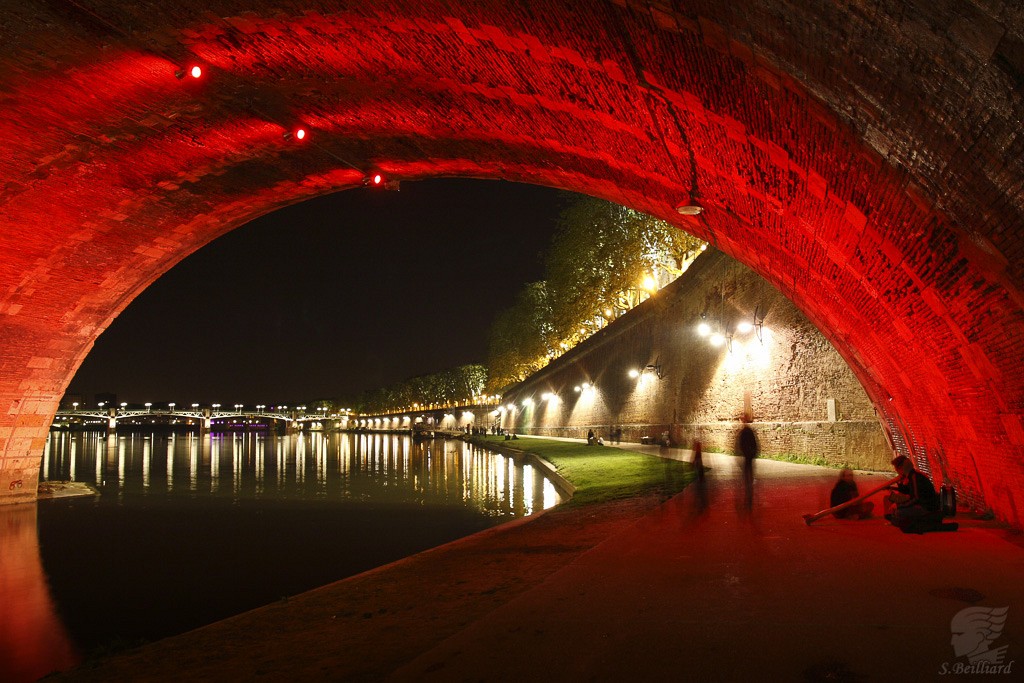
[690, 438, 709, 515]
[737, 415, 759, 510]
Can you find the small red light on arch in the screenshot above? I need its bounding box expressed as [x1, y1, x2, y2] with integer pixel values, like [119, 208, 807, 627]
[295, 128, 306, 141]
[189, 65, 202, 79]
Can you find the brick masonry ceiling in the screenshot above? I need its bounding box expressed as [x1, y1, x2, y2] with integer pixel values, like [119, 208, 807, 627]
[0, 1, 1021, 524]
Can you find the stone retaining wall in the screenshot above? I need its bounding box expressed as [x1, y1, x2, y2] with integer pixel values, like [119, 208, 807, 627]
[502, 251, 891, 470]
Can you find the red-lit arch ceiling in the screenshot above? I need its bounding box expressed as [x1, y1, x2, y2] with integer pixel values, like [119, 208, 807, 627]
[1, 1, 1021, 523]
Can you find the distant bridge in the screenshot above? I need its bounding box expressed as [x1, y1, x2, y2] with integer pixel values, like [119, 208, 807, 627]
[52, 406, 346, 431]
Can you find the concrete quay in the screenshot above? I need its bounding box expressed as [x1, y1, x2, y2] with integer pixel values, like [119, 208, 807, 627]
[60, 445, 1024, 682]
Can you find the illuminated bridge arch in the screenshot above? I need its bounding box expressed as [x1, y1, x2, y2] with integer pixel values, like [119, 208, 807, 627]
[1, 1, 1021, 525]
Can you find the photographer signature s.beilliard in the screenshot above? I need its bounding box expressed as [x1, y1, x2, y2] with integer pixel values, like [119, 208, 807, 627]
[940, 606, 1014, 675]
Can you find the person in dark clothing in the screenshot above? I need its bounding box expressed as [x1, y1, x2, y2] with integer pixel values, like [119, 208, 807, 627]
[690, 438, 709, 515]
[736, 416, 759, 510]
[830, 468, 874, 519]
[587, 429, 595, 445]
[886, 455, 942, 532]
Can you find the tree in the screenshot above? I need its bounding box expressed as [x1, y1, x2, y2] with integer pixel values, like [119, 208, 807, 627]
[486, 197, 705, 386]
[486, 282, 553, 392]
[545, 198, 703, 344]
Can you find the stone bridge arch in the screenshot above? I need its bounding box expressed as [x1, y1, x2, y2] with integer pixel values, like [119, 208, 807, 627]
[1, 1, 1021, 525]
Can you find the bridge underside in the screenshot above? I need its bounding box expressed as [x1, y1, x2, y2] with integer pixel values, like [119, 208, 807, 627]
[0, 1, 1022, 524]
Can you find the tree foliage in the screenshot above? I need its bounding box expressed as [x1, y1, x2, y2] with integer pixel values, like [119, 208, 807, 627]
[486, 197, 704, 392]
[486, 281, 553, 391]
[357, 364, 489, 413]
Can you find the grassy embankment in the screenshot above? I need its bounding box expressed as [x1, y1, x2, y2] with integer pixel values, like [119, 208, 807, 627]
[469, 434, 693, 507]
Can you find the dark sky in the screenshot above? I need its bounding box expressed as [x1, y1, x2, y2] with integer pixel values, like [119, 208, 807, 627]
[65, 179, 571, 406]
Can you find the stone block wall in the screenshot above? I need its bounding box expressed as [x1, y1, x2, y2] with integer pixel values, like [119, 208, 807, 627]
[503, 251, 890, 470]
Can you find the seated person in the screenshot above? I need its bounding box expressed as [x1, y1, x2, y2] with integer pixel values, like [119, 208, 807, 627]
[830, 468, 874, 519]
[886, 455, 942, 532]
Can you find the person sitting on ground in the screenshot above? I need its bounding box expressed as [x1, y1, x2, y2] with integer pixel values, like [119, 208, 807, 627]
[587, 429, 595, 445]
[885, 455, 942, 532]
[830, 468, 874, 519]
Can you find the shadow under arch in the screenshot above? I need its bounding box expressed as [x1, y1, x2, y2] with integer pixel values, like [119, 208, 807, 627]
[0, 1, 1021, 526]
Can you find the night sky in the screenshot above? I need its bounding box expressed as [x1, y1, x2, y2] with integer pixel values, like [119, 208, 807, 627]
[65, 179, 571, 406]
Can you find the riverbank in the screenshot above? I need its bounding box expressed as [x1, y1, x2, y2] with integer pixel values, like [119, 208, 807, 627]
[56, 440, 1023, 681]
[58, 489, 669, 680]
[37, 481, 99, 500]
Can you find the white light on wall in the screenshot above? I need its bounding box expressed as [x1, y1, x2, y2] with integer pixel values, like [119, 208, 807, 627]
[628, 369, 640, 379]
[697, 322, 711, 336]
[709, 333, 725, 347]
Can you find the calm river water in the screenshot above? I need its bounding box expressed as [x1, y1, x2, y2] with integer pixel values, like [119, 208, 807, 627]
[3, 430, 564, 681]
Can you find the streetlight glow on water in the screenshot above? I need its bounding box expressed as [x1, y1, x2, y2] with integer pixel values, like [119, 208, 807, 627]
[4, 431, 566, 680]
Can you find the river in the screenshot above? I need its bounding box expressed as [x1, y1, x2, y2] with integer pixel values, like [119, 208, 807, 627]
[2, 430, 564, 681]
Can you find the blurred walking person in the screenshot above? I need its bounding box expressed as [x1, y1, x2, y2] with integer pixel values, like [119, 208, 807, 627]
[736, 415, 759, 510]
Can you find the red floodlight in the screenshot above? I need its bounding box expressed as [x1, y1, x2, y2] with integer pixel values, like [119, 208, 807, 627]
[283, 127, 308, 142]
[362, 172, 396, 189]
[176, 64, 203, 79]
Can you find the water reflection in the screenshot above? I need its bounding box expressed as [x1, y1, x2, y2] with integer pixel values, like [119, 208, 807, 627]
[6, 432, 565, 679]
[0, 505, 79, 681]
[41, 432, 563, 516]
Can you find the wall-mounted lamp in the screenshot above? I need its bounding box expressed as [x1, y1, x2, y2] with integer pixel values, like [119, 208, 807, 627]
[629, 363, 664, 380]
[696, 310, 711, 336]
[283, 127, 307, 141]
[753, 305, 765, 343]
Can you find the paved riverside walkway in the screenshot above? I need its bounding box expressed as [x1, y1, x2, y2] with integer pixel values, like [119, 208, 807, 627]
[61, 443, 1023, 682]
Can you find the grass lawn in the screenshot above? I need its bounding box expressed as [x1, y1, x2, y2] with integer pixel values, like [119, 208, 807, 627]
[470, 435, 693, 507]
